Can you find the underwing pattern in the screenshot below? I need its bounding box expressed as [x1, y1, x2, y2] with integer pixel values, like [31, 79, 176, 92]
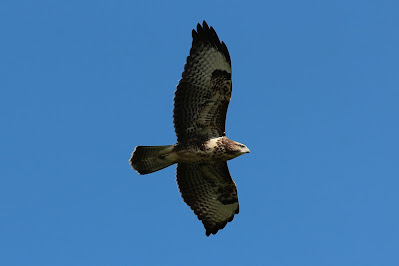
[130, 21, 249, 236]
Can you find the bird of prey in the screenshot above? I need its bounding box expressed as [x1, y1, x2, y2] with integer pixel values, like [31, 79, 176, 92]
[130, 21, 250, 236]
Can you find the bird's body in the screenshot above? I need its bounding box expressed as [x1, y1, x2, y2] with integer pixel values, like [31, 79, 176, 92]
[130, 21, 249, 236]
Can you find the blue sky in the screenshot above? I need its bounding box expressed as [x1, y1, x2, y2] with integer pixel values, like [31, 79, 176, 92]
[1, 0, 399, 265]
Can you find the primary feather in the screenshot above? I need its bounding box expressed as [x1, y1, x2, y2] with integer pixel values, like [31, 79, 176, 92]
[130, 21, 249, 236]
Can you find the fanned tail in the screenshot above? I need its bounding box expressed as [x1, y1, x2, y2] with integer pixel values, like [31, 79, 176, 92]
[130, 145, 176, 175]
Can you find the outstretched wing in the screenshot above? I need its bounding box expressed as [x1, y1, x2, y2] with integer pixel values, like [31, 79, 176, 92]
[174, 21, 232, 144]
[177, 161, 239, 236]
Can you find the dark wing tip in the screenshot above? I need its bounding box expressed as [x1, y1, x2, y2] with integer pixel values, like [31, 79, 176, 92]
[192, 20, 231, 66]
[202, 20, 209, 29]
[203, 211, 237, 236]
[204, 221, 229, 236]
[192, 29, 198, 41]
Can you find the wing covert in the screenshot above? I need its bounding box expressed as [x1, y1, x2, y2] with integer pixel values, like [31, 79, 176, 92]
[176, 161, 239, 236]
[173, 21, 232, 144]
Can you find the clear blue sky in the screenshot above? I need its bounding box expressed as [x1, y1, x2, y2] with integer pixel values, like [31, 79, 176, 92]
[1, 0, 399, 265]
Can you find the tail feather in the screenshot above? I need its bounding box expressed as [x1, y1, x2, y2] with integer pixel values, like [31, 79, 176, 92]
[130, 145, 176, 175]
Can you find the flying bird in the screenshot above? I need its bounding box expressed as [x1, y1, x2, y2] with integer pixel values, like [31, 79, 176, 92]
[130, 21, 250, 236]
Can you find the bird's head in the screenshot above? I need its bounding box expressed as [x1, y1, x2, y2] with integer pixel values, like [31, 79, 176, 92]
[225, 140, 250, 159]
[235, 142, 250, 155]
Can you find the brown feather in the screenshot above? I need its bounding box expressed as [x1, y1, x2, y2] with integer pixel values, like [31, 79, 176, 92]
[174, 21, 232, 144]
[177, 161, 239, 236]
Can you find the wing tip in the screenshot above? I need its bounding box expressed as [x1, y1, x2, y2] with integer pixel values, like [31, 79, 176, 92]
[192, 20, 231, 66]
[202, 205, 239, 236]
[204, 215, 235, 236]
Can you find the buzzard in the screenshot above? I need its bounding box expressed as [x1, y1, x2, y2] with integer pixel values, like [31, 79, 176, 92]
[130, 21, 250, 236]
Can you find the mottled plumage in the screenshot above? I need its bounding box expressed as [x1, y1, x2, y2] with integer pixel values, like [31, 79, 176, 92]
[130, 21, 249, 236]
[174, 23, 232, 143]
